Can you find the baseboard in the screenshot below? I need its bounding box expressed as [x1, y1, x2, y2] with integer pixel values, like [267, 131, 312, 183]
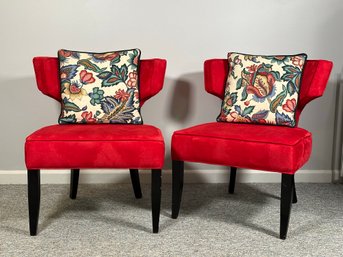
[0, 169, 332, 184]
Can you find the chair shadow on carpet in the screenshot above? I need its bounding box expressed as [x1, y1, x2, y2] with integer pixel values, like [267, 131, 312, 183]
[176, 183, 281, 238]
[37, 184, 157, 234]
[33, 183, 283, 236]
[35, 184, 280, 236]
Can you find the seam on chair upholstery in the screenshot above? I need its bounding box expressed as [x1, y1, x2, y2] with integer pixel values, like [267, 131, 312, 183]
[173, 132, 311, 147]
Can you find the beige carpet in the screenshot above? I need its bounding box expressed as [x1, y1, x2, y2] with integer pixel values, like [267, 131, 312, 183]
[0, 183, 342, 256]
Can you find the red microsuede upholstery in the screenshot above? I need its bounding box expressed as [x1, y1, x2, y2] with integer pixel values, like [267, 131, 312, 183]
[26, 124, 165, 169]
[26, 56, 167, 170]
[172, 58, 332, 174]
[172, 122, 311, 174]
[32, 57, 167, 106]
[204, 59, 333, 123]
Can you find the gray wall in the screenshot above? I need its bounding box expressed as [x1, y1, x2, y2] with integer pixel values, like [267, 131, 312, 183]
[0, 0, 342, 172]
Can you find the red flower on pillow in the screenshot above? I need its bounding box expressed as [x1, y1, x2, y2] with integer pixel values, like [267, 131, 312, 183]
[127, 71, 138, 88]
[241, 64, 277, 99]
[282, 98, 296, 112]
[247, 71, 276, 98]
[114, 89, 130, 101]
[80, 70, 95, 84]
[81, 111, 96, 123]
[291, 56, 305, 68]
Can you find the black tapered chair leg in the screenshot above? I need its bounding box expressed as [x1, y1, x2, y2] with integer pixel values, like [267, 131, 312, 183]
[280, 174, 294, 240]
[28, 169, 41, 236]
[172, 160, 184, 219]
[130, 169, 142, 199]
[70, 169, 80, 199]
[228, 166, 237, 194]
[292, 176, 297, 204]
[151, 169, 161, 233]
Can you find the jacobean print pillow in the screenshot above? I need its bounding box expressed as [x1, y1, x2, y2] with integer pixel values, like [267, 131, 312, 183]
[217, 53, 307, 127]
[58, 49, 142, 124]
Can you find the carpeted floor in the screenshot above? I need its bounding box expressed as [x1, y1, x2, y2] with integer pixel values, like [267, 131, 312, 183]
[0, 183, 342, 257]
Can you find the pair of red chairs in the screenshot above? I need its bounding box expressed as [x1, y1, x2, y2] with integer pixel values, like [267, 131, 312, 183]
[26, 56, 332, 239]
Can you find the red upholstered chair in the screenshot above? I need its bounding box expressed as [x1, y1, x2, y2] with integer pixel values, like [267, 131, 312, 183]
[26, 57, 167, 235]
[171, 59, 333, 239]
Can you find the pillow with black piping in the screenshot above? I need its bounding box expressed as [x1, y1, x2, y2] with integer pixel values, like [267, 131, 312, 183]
[58, 48, 142, 124]
[217, 52, 307, 127]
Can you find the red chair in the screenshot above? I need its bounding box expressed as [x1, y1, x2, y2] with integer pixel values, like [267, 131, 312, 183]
[171, 59, 333, 239]
[26, 57, 167, 235]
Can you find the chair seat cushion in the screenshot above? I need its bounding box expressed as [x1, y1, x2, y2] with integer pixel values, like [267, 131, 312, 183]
[172, 122, 312, 174]
[25, 124, 164, 169]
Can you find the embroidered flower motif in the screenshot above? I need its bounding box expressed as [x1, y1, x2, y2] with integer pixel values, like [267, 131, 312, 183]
[247, 64, 258, 73]
[81, 111, 96, 123]
[227, 111, 250, 123]
[291, 56, 305, 68]
[114, 89, 130, 101]
[80, 70, 95, 84]
[63, 82, 87, 101]
[127, 71, 138, 88]
[282, 98, 296, 112]
[89, 87, 105, 106]
[247, 70, 276, 98]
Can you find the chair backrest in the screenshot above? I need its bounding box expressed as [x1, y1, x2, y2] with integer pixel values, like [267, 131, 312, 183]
[204, 59, 333, 122]
[33, 57, 167, 106]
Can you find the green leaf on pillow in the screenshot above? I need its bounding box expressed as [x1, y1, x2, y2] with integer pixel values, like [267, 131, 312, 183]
[264, 63, 273, 69]
[271, 70, 281, 80]
[270, 88, 287, 113]
[103, 64, 128, 87]
[63, 98, 85, 113]
[242, 106, 255, 117]
[287, 81, 295, 96]
[120, 65, 128, 82]
[97, 71, 112, 80]
[59, 114, 76, 124]
[102, 75, 121, 87]
[234, 105, 241, 114]
[77, 59, 104, 73]
[236, 78, 242, 90]
[110, 55, 121, 65]
[241, 87, 248, 101]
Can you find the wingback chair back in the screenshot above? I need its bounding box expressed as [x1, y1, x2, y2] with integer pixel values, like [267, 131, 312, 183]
[204, 59, 333, 123]
[33, 57, 167, 105]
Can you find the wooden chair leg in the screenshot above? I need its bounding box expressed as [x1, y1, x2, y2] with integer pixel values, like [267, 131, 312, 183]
[28, 169, 40, 236]
[228, 166, 237, 194]
[130, 169, 142, 199]
[172, 160, 184, 219]
[292, 176, 297, 204]
[151, 169, 161, 233]
[280, 174, 294, 240]
[70, 169, 80, 199]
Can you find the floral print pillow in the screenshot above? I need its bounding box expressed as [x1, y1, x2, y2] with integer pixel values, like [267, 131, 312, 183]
[217, 53, 307, 127]
[58, 49, 142, 124]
